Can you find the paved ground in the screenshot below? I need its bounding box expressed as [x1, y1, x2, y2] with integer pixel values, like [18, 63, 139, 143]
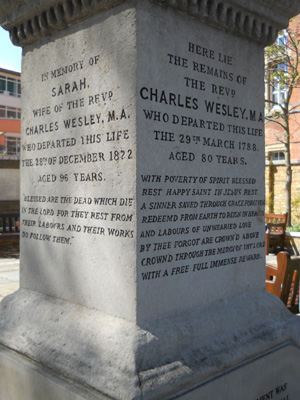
[266, 254, 277, 266]
[0, 257, 20, 301]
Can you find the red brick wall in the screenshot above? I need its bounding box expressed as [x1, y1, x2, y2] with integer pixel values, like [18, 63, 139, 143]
[265, 15, 300, 160]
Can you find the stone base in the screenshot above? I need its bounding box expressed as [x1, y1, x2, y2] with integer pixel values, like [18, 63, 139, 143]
[0, 289, 300, 399]
[1, 343, 299, 400]
[172, 344, 300, 399]
[0, 345, 107, 400]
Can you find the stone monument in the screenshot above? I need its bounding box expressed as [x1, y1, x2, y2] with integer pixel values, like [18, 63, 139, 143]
[1, 0, 300, 399]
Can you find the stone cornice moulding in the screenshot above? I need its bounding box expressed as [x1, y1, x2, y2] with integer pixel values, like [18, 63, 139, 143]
[152, 0, 300, 45]
[0, 0, 300, 47]
[0, 0, 126, 47]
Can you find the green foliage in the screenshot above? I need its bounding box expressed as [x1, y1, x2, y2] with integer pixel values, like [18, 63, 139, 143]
[265, 26, 300, 117]
[290, 194, 300, 225]
[265, 21, 300, 227]
[286, 223, 300, 232]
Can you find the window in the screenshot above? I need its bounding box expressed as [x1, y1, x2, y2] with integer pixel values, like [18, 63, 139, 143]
[6, 136, 20, 157]
[0, 77, 5, 93]
[0, 106, 5, 118]
[265, 30, 289, 111]
[7, 107, 17, 119]
[271, 151, 285, 161]
[271, 63, 288, 107]
[0, 135, 20, 159]
[0, 75, 21, 97]
[277, 31, 288, 47]
[0, 105, 21, 119]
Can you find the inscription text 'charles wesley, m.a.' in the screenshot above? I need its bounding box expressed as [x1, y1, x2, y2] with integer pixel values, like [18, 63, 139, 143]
[21, 54, 135, 247]
[19, 6, 266, 319]
[137, 37, 264, 292]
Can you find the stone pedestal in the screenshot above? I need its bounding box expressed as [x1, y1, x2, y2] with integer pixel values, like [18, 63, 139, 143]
[1, 1, 300, 399]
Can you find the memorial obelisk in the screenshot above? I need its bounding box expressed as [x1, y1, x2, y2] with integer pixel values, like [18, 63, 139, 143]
[1, 1, 300, 399]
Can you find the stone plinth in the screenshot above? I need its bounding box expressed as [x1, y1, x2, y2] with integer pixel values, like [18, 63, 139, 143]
[1, 1, 300, 399]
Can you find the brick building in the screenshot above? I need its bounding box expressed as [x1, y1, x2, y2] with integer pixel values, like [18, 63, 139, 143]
[0, 67, 21, 215]
[265, 15, 300, 224]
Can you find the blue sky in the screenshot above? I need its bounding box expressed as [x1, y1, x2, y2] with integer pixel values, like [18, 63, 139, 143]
[0, 27, 22, 72]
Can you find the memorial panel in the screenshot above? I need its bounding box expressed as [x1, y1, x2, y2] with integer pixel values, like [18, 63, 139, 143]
[20, 7, 137, 320]
[136, 3, 265, 321]
[20, 2, 267, 324]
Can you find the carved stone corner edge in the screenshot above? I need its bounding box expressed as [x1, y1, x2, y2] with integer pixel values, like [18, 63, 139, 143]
[151, 0, 288, 46]
[6, 0, 126, 47]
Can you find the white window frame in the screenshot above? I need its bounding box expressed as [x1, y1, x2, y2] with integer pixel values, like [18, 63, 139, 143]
[271, 62, 288, 111]
[0, 105, 21, 119]
[0, 75, 21, 97]
[0, 134, 21, 160]
[271, 151, 285, 161]
[266, 30, 289, 112]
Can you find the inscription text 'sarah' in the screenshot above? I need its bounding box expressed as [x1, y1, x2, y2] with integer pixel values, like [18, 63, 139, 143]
[21, 11, 137, 321]
[21, 4, 265, 322]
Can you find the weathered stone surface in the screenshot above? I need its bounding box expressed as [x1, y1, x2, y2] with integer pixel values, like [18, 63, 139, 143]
[0, 345, 107, 400]
[0, 0, 125, 45]
[1, 0, 300, 399]
[1, 0, 300, 46]
[175, 344, 300, 400]
[20, 3, 138, 322]
[18, 0, 269, 323]
[0, 288, 299, 399]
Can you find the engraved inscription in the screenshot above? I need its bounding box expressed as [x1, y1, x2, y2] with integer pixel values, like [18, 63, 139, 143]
[21, 53, 134, 247]
[138, 37, 264, 282]
[256, 382, 289, 400]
